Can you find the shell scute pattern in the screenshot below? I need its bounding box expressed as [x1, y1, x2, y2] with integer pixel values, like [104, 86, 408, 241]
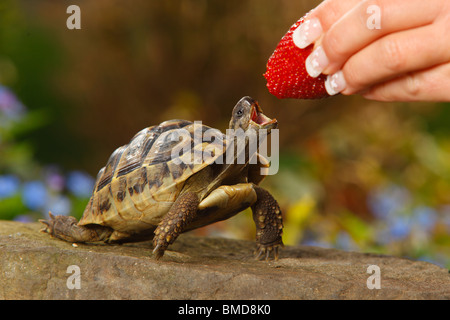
[96, 145, 125, 192]
[79, 119, 227, 232]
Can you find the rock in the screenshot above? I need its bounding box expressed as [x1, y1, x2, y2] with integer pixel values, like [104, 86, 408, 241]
[0, 220, 448, 299]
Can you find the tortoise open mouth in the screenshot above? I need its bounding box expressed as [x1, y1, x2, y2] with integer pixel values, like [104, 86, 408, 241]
[250, 101, 277, 129]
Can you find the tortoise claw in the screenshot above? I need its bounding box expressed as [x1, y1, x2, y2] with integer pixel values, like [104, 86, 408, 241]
[39, 219, 50, 231]
[152, 244, 165, 260]
[39, 212, 55, 233]
[254, 240, 284, 261]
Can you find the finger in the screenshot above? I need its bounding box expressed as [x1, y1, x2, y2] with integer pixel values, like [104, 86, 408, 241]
[320, 0, 441, 75]
[341, 23, 450, 95]
[307, 0, 362, 31]
[294, 0, 362, 49]
[362, 62, 450, 102]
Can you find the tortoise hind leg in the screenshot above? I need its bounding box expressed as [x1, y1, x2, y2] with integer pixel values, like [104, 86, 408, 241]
[40, 212, 113, 243]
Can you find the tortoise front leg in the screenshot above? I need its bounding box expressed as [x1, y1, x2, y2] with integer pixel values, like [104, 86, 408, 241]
[152, 191, 200, 259]
[251, 186, 284, 260]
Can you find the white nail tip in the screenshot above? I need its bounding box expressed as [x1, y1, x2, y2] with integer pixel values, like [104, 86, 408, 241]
[325, 78, 338, 95]
[292, 18, 323, 49]
[325, 71, 346, 96]
[293, 21, 310, 49]
[305, 46, 328, 78]
[305, 56, 321, 78]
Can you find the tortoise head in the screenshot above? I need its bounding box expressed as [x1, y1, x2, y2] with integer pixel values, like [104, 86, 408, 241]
[229, 96, 277, 132]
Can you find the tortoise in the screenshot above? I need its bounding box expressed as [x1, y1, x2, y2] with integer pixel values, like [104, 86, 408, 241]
[41, 96, 283, 260]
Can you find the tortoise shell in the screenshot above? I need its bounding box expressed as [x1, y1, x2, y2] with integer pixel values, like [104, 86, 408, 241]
[79, 119, 226, 233]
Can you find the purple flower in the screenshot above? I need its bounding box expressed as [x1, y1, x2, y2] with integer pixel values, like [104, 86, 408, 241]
[66, 170, 94, 198]
[44, 167, 66, 192]
[0, 174, 20, 199]
[13, 215, 34, 223]
[22, 181, 48, 210]
[0, 85, 26, 120]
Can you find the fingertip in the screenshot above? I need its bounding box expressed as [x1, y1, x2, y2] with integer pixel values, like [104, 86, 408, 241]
[292, 17, 323, 49]
[325, 71, 347, 95]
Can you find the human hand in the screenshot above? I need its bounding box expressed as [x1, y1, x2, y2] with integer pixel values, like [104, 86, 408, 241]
[293, 0, 450, 102]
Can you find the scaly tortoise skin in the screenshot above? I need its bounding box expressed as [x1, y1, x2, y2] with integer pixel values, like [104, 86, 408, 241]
[41, 97, 283, 260]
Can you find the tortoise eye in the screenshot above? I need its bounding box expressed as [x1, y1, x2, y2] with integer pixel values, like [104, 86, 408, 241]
[236, 109, 244, 117]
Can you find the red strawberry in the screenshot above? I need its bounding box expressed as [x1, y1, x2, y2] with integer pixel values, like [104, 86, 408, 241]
[264, 16, 328, 99]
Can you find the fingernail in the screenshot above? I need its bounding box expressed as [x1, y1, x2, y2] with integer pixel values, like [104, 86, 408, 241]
[305, 46, 329, 78]
[293, 18, 323, 49]
[325, 71, 346, 95]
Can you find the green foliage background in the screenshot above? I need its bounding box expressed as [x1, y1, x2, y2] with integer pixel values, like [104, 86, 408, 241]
[0, 0, 448, 268]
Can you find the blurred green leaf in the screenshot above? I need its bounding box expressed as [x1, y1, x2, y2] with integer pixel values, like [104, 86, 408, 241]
[337, 211, 374, 246]
[0, 195, 27, 220]
[9, 109, 49, 138]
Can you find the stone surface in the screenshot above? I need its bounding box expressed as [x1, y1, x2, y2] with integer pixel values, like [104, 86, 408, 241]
[0, 220, 448, 299]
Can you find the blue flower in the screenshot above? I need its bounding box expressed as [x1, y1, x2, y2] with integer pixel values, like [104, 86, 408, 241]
[417, 255, 445, 268]
[388, 215, 411, 240]
[368, 185, 411, 220]
[0, 174, 20, 199]
[22, 181, 48, 210]
[45, 195, 72, 216]
[412, 206, 438, 233]
[335, 231, 358, 251]
[301, 238, 332, 248]
[66, 171, 94, 198]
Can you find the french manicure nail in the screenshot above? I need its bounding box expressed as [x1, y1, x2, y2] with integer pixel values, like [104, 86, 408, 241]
[305, 46, 329, 78]
[293, 18, 323, 49]
[325, 71, 346, 95]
